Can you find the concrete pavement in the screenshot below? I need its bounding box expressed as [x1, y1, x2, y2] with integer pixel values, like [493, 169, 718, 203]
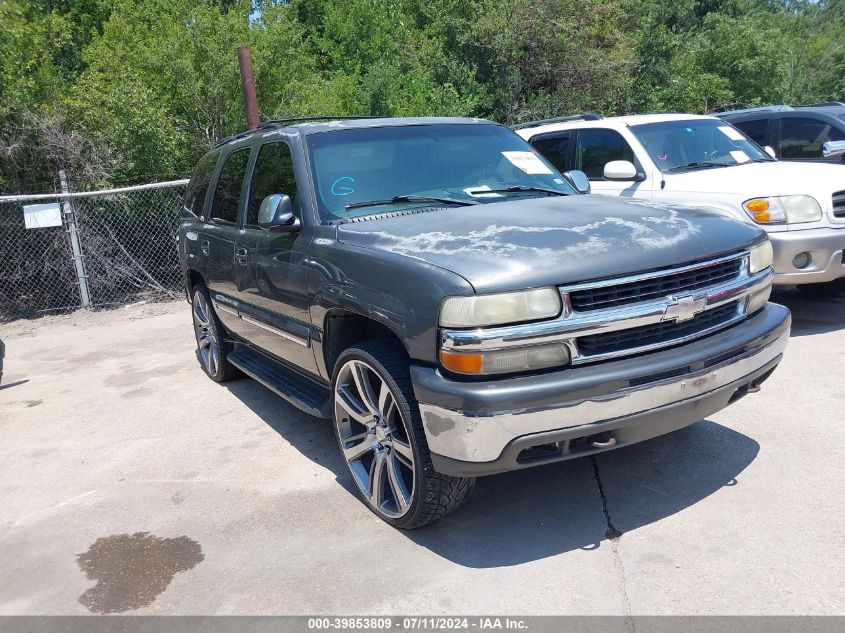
[0, 291, 842, 615]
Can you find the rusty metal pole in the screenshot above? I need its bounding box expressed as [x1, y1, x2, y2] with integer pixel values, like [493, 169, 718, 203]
[237, 46, 260, 129]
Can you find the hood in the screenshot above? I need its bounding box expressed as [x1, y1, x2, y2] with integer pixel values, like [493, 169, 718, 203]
[336, 195, 765, 293]
[663, 161, 845, 199]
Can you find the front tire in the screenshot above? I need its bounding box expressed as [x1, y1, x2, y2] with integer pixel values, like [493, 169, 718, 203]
[331, 340, 474, 529]
[191, 283, 239, 383]
[797, 278, 845, 300]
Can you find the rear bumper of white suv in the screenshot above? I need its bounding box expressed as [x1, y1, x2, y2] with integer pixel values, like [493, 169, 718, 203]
[769, 227, 845, 284]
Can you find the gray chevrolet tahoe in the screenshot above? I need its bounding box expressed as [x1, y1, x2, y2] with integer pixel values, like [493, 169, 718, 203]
[178, 116, 790, 528]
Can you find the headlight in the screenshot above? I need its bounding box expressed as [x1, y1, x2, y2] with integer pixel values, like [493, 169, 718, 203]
[749, 240, 773, 274]
[439, 287, 562, 328]
[440, 343, 571, 375]
[743, 195, 822, 224]
[781, 195, 823, 223]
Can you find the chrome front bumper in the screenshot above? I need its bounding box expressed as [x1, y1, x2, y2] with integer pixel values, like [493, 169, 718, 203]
[412, 303, 790, 475]
[769, 227, 845, 284]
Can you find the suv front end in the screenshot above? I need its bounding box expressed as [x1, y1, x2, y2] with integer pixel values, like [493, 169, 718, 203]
[412, 243, 790, 476]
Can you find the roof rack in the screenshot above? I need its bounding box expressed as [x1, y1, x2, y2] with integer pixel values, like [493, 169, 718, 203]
[512, 113, 602, 130]
[213, 115, 388, 148]
[714, 105, 793, 117]
[259, 115, 388, 128]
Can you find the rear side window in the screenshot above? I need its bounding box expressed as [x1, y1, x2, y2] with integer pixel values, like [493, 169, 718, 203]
[210, 149, 250, 224]
[184, 151, 219, 216]
[779, 117, 845, 159]
[575, 129, 636, 179]
[733, 118, 769, 147]
[246, 142, 299, 226]
[530, 133, 570, 173]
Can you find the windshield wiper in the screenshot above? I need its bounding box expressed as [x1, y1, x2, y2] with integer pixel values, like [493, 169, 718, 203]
[466, 185, 571, 197]
[666, 161, 730, 172]
[345, 195, 478, 210]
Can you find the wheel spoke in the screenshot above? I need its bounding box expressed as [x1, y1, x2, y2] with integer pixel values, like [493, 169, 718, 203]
[377, 381, 393, 418]
[343, 435, 378, 462]
[368, 451, 387, 505]
[335, 385, 372, 425]
[198, 335, 210, 349]
[386, 454, 410, 512]
[209, 345, 219, 375]
[352, 363, 379, 415]
[196, 295, 209, 323]
[383, 398, 397, 423]
[390, 437, 414, 467]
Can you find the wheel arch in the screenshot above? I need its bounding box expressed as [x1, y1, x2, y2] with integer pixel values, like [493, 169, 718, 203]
[322, 309, 409, 378]
[185, 268, 205, 302]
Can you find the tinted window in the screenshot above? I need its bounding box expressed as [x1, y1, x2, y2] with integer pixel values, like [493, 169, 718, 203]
[530, 134, 570, 172]
[184, 151, 219, 215]
[575, 129, 635, 179]
[210, 149, 250, 224]
[779, 117, 845, 159]
[733, 118, 769, 146]
[247, 142, 298, 226]
[306, 124, 574, 222]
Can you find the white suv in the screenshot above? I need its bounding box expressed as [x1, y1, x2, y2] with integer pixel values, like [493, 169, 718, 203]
[517, 113, 845, 298]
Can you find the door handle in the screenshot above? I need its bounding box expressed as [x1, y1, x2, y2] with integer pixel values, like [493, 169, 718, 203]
[235, 247, 248, 265]
[200, 240, 210, 256]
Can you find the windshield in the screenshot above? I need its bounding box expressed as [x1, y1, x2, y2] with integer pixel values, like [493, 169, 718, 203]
[630, 119, 773, 173]
[305, 123, 576, 222]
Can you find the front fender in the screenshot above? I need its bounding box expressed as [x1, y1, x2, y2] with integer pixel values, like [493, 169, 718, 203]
[306, 229, 473, 374]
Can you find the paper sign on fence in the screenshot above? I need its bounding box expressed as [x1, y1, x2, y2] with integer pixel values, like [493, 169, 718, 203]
[23, 202, 62, 229]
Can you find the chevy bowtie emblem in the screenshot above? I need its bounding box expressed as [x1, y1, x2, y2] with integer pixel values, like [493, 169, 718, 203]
[662, 295, 707, 322]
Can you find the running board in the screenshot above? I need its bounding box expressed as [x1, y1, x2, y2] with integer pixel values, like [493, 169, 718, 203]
[228, 346, 332, 419]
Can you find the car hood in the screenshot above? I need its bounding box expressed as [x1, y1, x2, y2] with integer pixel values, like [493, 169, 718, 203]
[335, 195, 764, 293]
[663, 160, 845, 198]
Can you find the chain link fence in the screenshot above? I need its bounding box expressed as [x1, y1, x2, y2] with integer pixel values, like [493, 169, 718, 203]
[0, 179, 189, 323]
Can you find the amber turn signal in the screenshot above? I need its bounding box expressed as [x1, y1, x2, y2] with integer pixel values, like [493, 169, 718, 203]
[439, 350, 483, 375]
[744, 198, 772, 223]
[745, 199, 769, 213]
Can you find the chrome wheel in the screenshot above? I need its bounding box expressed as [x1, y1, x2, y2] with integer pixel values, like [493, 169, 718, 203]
[192, 290, 220, 376]
[334, 359, 415, 518]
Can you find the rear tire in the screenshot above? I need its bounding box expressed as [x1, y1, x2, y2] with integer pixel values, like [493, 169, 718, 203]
[797, 278, 845, 300]
[191, 283, 240, 383]
[331, 340, 475, 529]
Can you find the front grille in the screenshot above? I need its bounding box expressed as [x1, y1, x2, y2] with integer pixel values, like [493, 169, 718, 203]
[569, 257, 743, 312]
[833, 190, 845, 218]
[577, 301, 740, 357]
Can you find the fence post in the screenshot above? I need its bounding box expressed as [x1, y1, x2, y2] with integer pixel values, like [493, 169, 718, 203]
[59, 170, 92, 309]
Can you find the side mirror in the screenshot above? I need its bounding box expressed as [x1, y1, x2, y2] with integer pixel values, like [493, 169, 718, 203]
[764, 145, 777, 159]
[822, 140, 845, 158]
[258, 194, 300, 233]
[564, 170, 590, 194]
[603, 160, 639, 181]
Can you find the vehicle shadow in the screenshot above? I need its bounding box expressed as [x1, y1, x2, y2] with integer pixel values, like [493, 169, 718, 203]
[407, 419, 758, 567]
[221, 372, 758, 567]
[220, 376, 358, 497]
[772, 288, 845, 337]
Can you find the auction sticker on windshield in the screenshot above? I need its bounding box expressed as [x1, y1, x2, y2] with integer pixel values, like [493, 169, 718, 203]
[718, 126, 746, 141]
[502, 151, 554, 175]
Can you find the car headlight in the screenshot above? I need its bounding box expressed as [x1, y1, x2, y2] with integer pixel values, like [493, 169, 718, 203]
[743, 195, 822, 224]
[440, 343, 571, 375]
[749, 240, 773, 274]
[439, 288, 562, 328]
[781, 195, 823, 223]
